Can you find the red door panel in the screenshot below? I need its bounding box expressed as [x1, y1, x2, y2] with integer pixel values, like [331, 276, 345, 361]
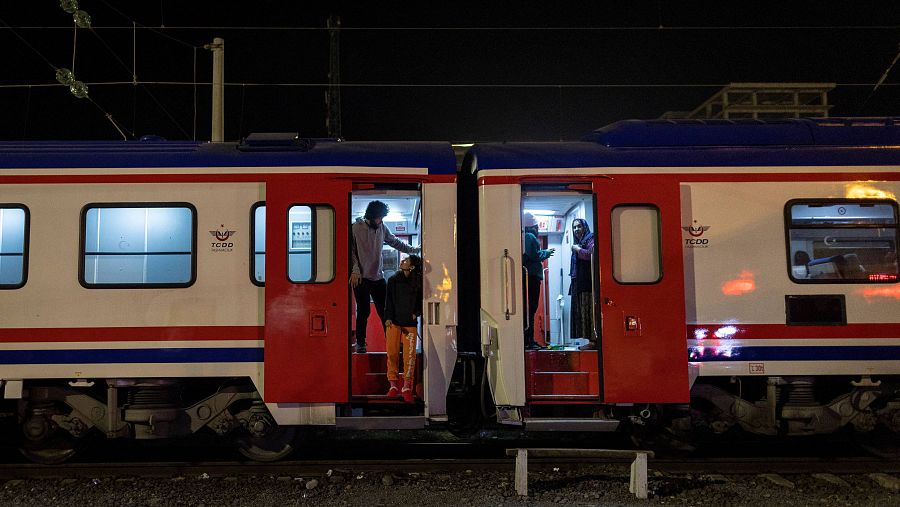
[264, 175, 350, 402]
[595, 175, 689, 403]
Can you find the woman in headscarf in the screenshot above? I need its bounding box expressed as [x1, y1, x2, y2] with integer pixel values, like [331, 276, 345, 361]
[569, 218, 595, 348]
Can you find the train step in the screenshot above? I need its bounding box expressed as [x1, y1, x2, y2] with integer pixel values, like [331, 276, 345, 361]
[522, 417, 620, 432]
[527, 370, 601, 398]
[335, 415, 427, 430]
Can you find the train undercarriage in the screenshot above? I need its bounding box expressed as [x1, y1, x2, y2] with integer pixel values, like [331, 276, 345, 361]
[4, 374, 900, 464]
[5, 378, 292, 464]
[630, 375, 900, 455]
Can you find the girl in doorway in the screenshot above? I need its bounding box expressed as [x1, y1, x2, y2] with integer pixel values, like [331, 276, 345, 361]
[384, 254, 423, 403]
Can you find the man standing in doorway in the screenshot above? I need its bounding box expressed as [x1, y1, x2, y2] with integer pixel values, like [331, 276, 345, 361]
[350, 200, 420, 354]
[522, 212, 554, 350]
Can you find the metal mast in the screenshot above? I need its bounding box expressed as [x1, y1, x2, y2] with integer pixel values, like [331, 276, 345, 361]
[208, 37, 225, 142]
[326, 16, 342, 139]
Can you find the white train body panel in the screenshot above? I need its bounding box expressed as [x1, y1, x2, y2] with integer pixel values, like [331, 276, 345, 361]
[1, 182, 264, 329]
[681, 180, 900, 325]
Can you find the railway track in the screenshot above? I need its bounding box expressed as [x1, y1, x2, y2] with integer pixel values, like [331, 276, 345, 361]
[1, 456, 898, 480]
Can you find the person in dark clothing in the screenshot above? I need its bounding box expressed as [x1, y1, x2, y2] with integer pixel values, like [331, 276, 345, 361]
[569, 218, 596, 350]
[522, 212, 554, 350]
[350, 200, 419, 354]
[384, 254, 423, 403]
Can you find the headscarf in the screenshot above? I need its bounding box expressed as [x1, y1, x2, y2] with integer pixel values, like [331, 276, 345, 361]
[570, 218, 593, 278]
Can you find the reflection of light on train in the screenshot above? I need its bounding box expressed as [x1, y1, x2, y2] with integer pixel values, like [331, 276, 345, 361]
[845, 183, 896, 200]
[436, 264, 453, 302]
[690, 325, 738, 359]
[689, 342, 734, 359]
[721, 271, 756, 296]
[714, 325, 739, 338]
[857, 286, 900, 301]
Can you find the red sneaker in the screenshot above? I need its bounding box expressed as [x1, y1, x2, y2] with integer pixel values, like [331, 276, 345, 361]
[386, 380, 401, 398]
[401, 381, 414, 403]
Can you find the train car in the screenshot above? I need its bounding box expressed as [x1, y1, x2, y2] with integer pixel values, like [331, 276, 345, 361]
[457, 118, 900, 446]
[0, 135, 459, 463]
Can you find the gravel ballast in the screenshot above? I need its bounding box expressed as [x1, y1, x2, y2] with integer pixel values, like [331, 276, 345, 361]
[2, 464, 898, 506]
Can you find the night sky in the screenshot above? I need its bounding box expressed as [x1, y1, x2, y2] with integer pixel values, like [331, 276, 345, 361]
[2, 1, 899, 142]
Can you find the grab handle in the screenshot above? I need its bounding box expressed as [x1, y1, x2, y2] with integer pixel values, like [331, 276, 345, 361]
[502, 249, 516, 320]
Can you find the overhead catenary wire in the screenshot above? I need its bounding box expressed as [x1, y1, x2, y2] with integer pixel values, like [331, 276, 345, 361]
[0, 81, 897, 89]
[1, 4, 204, 141]
[4, 25, 900, 31]
[0, 14, 133, 140]
[858, 44, 900, 114]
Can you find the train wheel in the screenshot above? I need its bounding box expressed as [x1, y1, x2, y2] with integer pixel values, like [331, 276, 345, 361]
[235, 426, 296, 462]
[18, 410, 80, 464]
[19, 435, 78, 464]
[629, 404, 696, 455]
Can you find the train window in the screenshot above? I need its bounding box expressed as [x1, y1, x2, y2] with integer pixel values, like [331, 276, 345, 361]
[786, 200, 899, 283]
[80, 204, 196, 288]
[610, 205, 662, 284]
[0, 205, 28, 289]
[288, 205, 334, 283]
[251, 203, 265, 285]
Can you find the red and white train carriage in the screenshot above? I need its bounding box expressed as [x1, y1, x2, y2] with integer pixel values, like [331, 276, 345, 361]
[458, 118, 900, 441]
[0, 136, 459, 462]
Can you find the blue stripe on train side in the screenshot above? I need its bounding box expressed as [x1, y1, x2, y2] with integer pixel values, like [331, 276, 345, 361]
[0, 348, 263, 364]
[689, 346, 900, 362]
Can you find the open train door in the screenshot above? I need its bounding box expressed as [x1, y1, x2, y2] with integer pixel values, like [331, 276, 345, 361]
[594, 175, 689, 403]
[264, 174, 351, 402]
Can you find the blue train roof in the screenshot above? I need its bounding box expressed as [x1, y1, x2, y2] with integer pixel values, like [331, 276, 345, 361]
[0, 137, 457, 175]
[472, 118, 900, 170]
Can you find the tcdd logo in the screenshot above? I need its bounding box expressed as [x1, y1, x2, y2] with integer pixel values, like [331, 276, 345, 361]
[681, 220, 710, 237]
[209, 226, 237, 250]
[682, 220, 711, 248]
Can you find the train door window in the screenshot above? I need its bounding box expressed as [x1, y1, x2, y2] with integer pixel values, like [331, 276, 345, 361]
[610, 205, 661, 284]
[521, 190, 596, 348]
[80, 204, 195, 288]
[251, 203, 265, 284]
[288, 205, 335, 283]
[786, 200, 899, 283]
[0, 205, 28, 288]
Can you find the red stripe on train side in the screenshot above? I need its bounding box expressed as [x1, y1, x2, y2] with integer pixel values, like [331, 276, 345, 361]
[0, 326, 263, 342]
[687, 323, 900, 340]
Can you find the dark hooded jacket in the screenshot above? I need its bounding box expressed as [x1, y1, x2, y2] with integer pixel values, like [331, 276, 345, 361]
[385, 270, 422, 327]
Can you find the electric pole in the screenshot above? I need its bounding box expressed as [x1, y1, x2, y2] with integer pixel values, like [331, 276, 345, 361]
[326, 16, 342, 139]
[207, 37, 225, 142]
